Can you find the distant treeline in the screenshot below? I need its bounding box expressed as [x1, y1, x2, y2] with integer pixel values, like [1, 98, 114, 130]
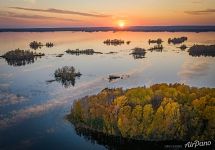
[1, 26, 215, 32]
[68, 83, 215, 141]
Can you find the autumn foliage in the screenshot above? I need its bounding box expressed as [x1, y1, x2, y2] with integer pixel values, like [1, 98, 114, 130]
[68, 83, 215, 141]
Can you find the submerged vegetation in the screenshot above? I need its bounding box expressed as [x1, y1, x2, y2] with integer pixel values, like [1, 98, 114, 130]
[130, 47, 146, 59]
[29, 41, 54, 50]
[104, 39, 130, 46]
[168, 37, 188, 45]
[148, 38, 163, 45]
[54, 66, 82, 87]
[68, 83, 215, 141]
[66, 49, 103, 55]
[188, 45, 215, 57]
[0, 49, 45, 66]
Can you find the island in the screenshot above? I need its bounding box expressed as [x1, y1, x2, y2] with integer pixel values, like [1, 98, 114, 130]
[148, 38, 163, 45]
[29, 41, 54, 50]
[168, 37, 188, 44]
[65, 49, 103, 55]
[148, 44, 163, 52]
[54, 66, 82, 87]
[103, 39, 131, 46]
[67, 83, 215, 142]
[188, 45, 215, 57]
[0, 48, 45, 66]
[130, 47, 146, 59]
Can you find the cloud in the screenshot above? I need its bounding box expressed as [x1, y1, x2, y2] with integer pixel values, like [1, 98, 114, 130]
[0, 11, 79, 22]
[178, 59, 209, 80]
[0, 92, 27, 106]
[9, 7, 110, 18]
[22, 0, 36, 3]
[185, 9, 215, 15]
[0, 77, 107, 129]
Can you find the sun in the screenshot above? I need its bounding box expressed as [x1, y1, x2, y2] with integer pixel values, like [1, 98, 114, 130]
[118, 20, 125, 28]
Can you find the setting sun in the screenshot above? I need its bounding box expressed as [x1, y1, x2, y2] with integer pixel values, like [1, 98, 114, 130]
[118, 20, 125, 28]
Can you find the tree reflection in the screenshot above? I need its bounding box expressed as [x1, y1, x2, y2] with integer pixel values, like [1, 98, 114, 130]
[130, 47, 146, 59]
[74, 127, 183, 150]
[54, 66, 82, 88]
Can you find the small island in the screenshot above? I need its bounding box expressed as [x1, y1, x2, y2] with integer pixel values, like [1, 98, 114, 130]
[148, 44, 163, 52]
[54, 66, 82, 87]
[29, 41, 54, 50]
[148, 38, 163, 45]
[65, 49, 103, 55]
[168, 37, 188, 44]
[108, 74, 130, 82]
[178, 44, 187, 50]
[0, 49, 45, 66]
[130, 47, 146, 59]
[188, 44, 215, 57]
[67, 83, 215, 141]
[103, 39, 130, 46]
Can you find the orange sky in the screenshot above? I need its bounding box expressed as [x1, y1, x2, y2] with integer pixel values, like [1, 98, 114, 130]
[0, 0, 215, 28]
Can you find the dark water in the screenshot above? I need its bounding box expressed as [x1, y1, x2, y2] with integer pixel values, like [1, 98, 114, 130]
[0, 31, 215, 150]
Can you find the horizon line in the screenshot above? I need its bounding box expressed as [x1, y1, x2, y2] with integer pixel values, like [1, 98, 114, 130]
[0, 25, 215, 32]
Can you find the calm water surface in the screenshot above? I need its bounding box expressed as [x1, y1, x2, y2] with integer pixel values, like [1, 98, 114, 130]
[0, 31, 215, 150]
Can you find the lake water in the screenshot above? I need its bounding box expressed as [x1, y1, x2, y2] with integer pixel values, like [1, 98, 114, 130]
[0, 31, 215, 150]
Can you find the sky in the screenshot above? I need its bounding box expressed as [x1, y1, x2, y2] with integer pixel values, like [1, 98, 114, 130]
[0, 0, 215, 28]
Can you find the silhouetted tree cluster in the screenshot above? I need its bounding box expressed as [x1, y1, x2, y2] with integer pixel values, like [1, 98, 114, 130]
[68, 83, 215, 141]
[168, 37, 188, 45]
[29, 41, 43, 50]
[45, 42, 54, 48]
[188, 45, 215, 57]
[54, 66, 81, 87]
[0, 48, 44, 66]
[148, 44, 163, 52]
[65, 49, 102, 55]
[130, 47, 146, 59]
[104, 39, 130, 46]
[178, 44, 187, 50]
[148, 38, 163, 45]
[29, 41, 54, 50]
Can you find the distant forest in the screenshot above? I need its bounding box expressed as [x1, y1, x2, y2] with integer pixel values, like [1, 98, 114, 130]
[68, 83, 215, 141]
[1, 26, 215, 32]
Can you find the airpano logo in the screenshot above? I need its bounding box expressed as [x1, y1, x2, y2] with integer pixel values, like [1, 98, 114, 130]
[185, 140, 212, 148]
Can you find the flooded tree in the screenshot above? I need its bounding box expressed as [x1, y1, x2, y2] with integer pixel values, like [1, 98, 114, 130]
[29, 41, 54, 50]
[103, 39, 125, 46]
[178, 44, 187, 50]
[148, 44, 163, 52]
[126, 41, 131, 45]
[0, 48, 45, 66]
[130, 47, 146, 59]
[148, 38, 163, 45]
[29, 41, 43, 50]
[46, 42, 54, 48]
[54, 66, 82, 88]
